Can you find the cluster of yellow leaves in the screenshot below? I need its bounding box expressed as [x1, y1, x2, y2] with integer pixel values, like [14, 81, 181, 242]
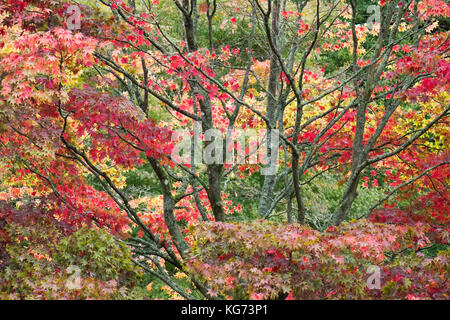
[394, 91, 449, 152]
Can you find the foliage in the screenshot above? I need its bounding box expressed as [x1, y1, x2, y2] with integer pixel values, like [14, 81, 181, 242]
[0, 0, 448, 300]
[0, 200, 141, 299]
[188, 218, 449, 299]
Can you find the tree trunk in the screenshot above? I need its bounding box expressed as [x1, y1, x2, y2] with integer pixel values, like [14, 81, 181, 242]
[258, 0, 281, 217]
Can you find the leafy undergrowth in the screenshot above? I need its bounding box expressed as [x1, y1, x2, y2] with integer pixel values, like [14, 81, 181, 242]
[187, 216, 449, 300]
[1, 198, 448, 300]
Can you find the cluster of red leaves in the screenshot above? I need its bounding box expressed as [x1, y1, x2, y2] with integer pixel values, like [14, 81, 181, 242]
[0, 1, 114, 38]
[392, 35, 450, 103]
[0, 25, 174, 236]
[133, 187, 241, 247]
[0, 0, 47, 34]
[67, 87, 174, 163]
